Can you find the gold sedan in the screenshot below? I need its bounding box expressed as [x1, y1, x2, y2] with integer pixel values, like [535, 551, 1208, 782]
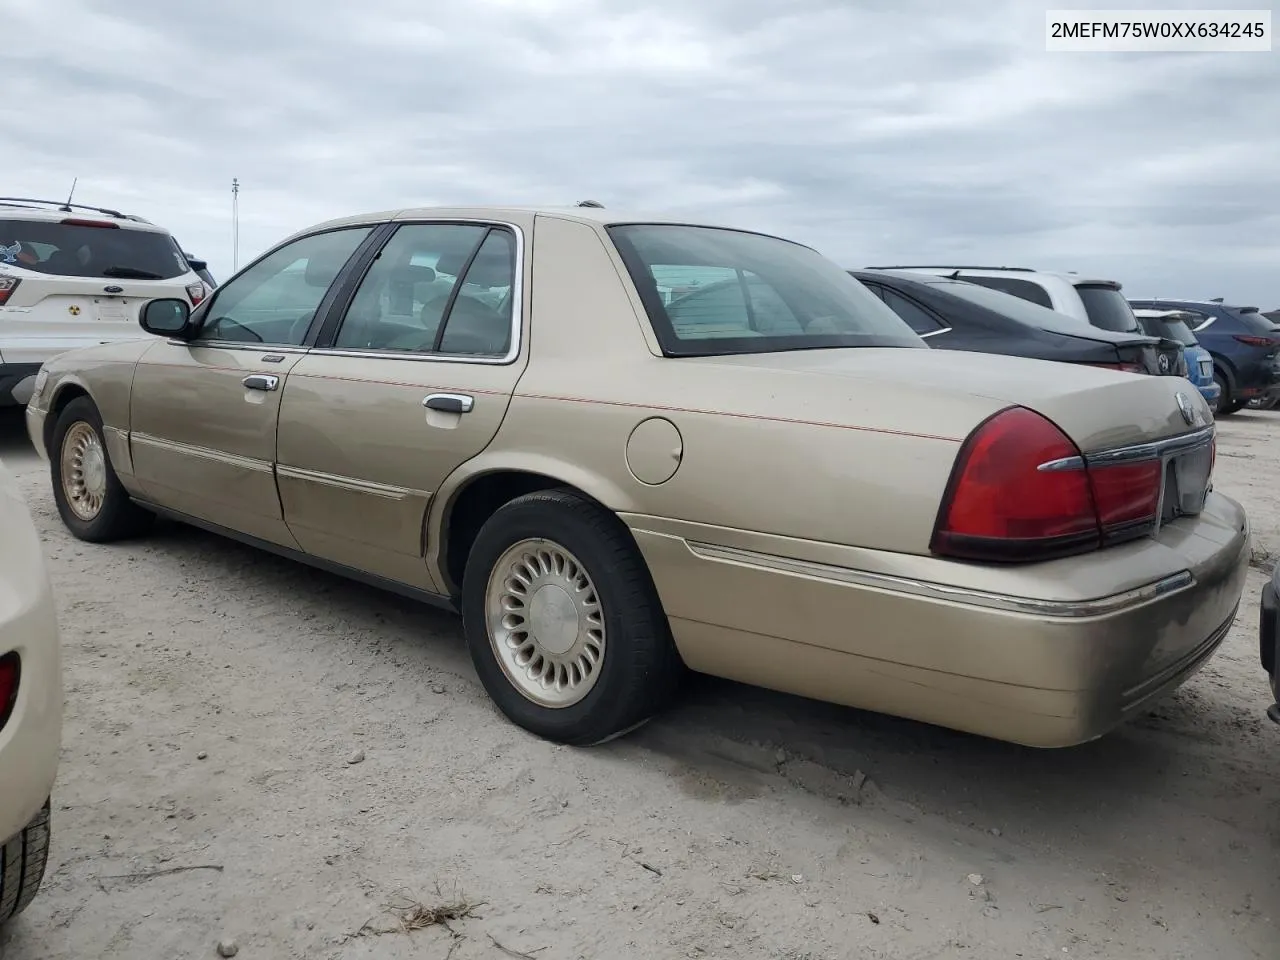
[25, 206, 1248, 748]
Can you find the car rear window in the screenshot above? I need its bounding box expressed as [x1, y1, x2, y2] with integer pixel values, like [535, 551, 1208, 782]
[957, 275, 1055, 309]
[0, 218, 188, 280]
[608, 224, 921, 356]
[922, 278, 1091, 334]
[1075, 284, 1140, 333]
[1146, 316, 1199, 346]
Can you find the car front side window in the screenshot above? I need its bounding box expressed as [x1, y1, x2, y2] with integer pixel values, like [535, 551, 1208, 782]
[195, 227, 372, 346]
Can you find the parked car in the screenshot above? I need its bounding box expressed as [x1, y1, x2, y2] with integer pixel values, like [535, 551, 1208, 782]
[1132, 308, 1221, 410]
[1260, 565, 1280, 725]
[0, 197, 210, 407]
[0, 459, 61, 926]
[864, 265, 1147, 332]
[26, 205, 1246, 749]
[1128, 298, 1280, 415]
[850, 269, 1183, 376]
[181, 252, 217, 291]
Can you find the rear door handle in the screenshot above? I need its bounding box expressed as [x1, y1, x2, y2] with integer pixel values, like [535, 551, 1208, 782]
[243, 374, 279, 392]
[423, 393, 474, 414]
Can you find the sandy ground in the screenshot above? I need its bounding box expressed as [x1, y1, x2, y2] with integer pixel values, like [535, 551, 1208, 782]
[0, 405, 1275, 960]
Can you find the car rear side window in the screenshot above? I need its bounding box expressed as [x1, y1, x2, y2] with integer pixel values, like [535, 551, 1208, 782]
[879, 289, 945, 334]
[332, 222, 516, 358]
[958, 276, 1054, 309]
[608, 224, 921, 356]
[0, 218, 189, 280]
[1075, 284, 1140, 333]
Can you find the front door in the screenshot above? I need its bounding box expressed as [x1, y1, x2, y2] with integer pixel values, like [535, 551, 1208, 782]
[274, 219, 530, 590]
[128, 226, 375, 545]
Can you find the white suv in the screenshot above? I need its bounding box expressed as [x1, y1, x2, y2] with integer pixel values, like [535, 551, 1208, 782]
[864, 265, 1143, 334]
[0, 198, 209, 406]
[0, 458, 61, 926]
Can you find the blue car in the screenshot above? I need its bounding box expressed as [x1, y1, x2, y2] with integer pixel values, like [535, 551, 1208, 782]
[1129, 298, 1280, 416]
[1132, 308, 1220, 410]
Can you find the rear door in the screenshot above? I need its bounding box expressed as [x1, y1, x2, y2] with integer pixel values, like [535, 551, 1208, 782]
[0, 216, 198, 363]
[128, 225, 377, 546]
[274, 217, 531, 591]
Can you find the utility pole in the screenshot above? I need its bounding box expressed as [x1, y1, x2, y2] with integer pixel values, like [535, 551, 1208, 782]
[231, 178, 240, 272]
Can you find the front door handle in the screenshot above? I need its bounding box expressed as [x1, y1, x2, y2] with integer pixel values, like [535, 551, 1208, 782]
[243, 374, 279, 392]
[423, 393, 474, 414]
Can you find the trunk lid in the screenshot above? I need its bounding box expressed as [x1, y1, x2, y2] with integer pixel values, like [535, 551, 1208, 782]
[691, 347, 1211, 454]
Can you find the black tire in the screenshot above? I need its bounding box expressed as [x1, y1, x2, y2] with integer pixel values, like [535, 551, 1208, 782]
[1212, 373, 1241, 416]
[461, 489, 683, 745]
[0, 801, 51, 926]
[50, 397, 153, 542]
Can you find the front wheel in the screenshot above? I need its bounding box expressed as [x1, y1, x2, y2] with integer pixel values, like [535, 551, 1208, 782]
[0, 801, 51, 926]
[461, 489, 683, 745]
[50, 397, 153, 542]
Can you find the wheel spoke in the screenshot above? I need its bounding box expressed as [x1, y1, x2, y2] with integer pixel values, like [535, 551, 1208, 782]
[484, 538, 608, 709]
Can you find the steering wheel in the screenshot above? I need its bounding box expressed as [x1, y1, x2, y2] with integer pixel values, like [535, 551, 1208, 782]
[286, 311, 317, 345]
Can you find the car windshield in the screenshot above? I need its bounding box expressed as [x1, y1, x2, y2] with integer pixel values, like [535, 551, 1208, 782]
[608, 224, 921, 356]
[0, 218, 188, 280]
[1227, 306, 1279, 335]
[1074, 284, 1140, 333]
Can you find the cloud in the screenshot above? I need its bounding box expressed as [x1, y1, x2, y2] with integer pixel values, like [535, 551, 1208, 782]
[1, 0, 1276, 304]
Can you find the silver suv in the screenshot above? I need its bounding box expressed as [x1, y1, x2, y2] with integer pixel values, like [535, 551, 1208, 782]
[0, 198, 209, 406]
[864, 265, 1143, 335]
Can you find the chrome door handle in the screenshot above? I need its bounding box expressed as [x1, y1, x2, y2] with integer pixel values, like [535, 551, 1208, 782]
[243, 374, 279, 392]
[423, 393, 474, 414]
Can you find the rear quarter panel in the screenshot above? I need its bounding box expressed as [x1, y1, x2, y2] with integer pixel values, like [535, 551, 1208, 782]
[430, 215, 1002, 582]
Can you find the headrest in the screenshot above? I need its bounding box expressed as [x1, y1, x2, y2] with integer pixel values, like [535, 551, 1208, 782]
[390, 264, 436, 284]
[435, 235, 513, 288]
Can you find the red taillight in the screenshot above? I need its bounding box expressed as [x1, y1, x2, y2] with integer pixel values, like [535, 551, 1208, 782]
[0, 276, 19, 306]
[60, 217, 119, 229]
[931, 407, 1163, 563]
[1088, 460, 1162, 535]
[1232, 335, 1277, 348]
[186, 282, 207, 306]
[0, 652, 19, 732]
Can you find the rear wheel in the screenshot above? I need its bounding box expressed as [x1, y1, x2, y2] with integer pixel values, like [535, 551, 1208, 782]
[0, 801, 51, 926]
[50, 397, 153, 542]
[461, 489, 683, 745]
[1213, 373, 1242, 416]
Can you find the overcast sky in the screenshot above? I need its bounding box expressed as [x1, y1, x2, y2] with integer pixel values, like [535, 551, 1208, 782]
[4, 0, 1278, 305]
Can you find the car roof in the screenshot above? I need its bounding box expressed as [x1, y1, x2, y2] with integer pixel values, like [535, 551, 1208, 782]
[1129, 297, 1258, 310]
[0, 198, 168, 233]
[294, 204, 801, 244]
[1132, 307, 1197, 320]
[859, 265, 1120, 287]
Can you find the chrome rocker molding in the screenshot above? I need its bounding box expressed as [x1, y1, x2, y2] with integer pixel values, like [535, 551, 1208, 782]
[685, 540, 1195, 618]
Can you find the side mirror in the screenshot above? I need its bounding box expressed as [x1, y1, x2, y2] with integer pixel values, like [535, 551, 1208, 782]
[140, 298, 194, 338]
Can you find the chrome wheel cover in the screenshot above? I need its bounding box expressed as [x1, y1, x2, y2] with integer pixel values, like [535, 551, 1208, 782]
[485, 538, 606, 708]
[60, 422, 107, 522]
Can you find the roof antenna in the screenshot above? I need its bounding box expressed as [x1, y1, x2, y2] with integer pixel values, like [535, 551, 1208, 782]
[576, 199, 604, 208]
[61, 177, 78, 212]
